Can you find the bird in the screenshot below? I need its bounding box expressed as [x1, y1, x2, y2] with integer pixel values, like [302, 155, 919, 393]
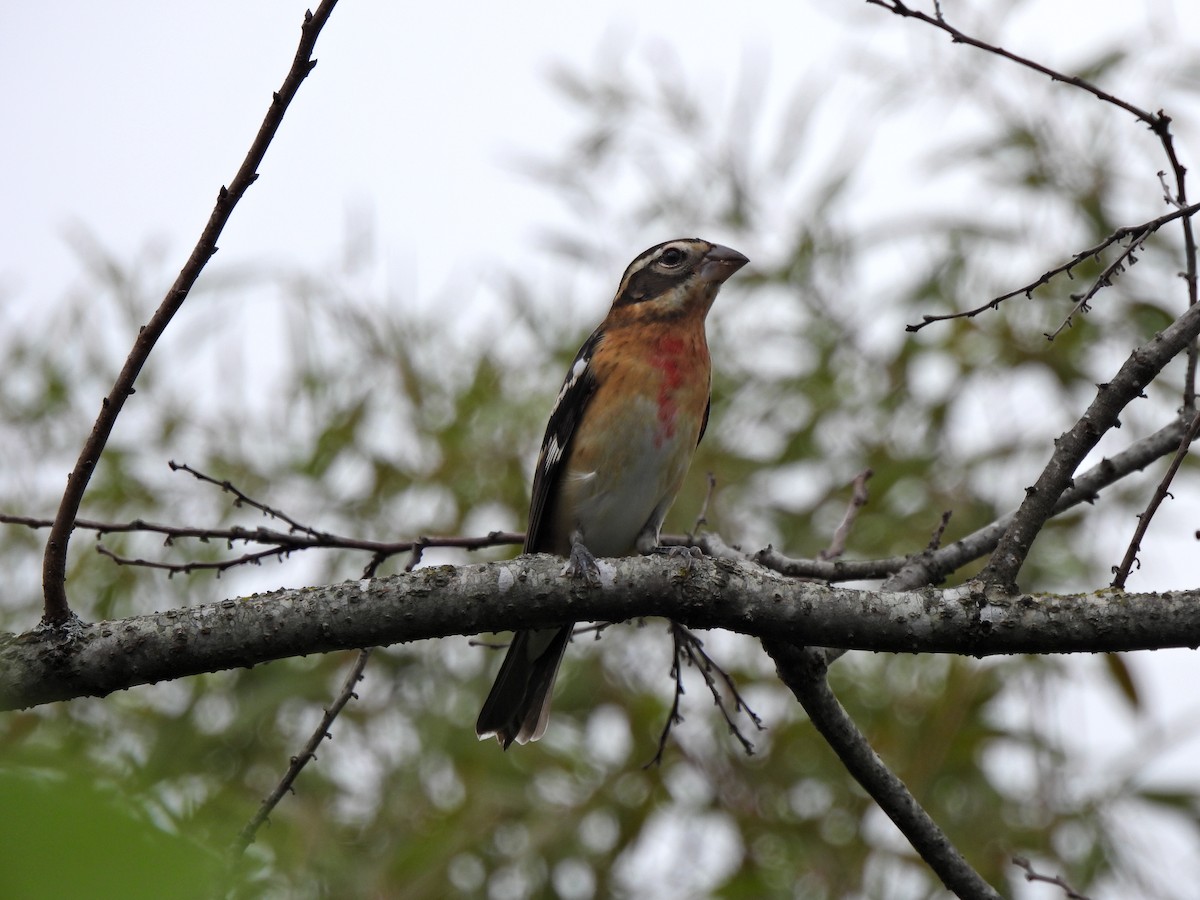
[475, 238, 749, 748]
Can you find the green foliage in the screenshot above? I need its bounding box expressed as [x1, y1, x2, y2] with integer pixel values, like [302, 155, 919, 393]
[3, 7, 1200, 899]
[0, 767, 220, 899]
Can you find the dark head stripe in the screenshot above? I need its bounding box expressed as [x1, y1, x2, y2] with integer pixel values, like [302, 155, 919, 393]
[613, 239, 706, 306]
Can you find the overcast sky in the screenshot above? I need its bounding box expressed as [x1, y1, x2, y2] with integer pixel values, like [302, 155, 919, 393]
[5, 0, 1196, 313]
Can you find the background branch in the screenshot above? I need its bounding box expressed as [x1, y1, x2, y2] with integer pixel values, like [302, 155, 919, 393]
[1111, 410, 1200, 588]
[906, 203, 1200, 333]
[982, 301, 1200, 590]
[38, 0, 340, 626]
[230, 647, 371, 859]
[765, 639, 1003, 900]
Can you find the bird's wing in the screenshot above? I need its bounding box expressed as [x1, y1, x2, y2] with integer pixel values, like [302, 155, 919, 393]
[525, 327, 604, 553]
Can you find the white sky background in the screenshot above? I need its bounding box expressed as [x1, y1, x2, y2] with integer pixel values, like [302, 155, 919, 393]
[4, 1, 1200, 896]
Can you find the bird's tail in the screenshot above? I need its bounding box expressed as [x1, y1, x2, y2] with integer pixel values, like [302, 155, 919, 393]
[476, 626, 572, 748]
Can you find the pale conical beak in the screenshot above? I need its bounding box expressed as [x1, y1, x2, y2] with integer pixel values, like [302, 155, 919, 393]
[698, 243, 749, 283]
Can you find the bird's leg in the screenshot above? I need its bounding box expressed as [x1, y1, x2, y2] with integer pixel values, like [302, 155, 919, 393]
[562, 530, 601, 584]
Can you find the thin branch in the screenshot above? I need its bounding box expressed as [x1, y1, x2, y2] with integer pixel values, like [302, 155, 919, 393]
[906, 205, 1200, 333]
[230, 647, 371, 859]
[169, 460, 326, 538]
[1111, 410, 1200, 589]
[646, 622, 762, 767]
[647, 625, 690, 767]
[764, 640, 1002, 900]
[232, 546, 390, 863]
[888, 413, 1196, 590]
[820, 468, 873, 561]
[873, 0, 1198, 389]
[96, 542, 290, 576]
[2, 514, 522, 571]
[927, 510, 953, 551]
[39, 0, 341, 626]
[750, 546, 904, 581]
[1045, 234, 1149, 340]
[1012, 856, 1091, 900]
[867, 0, 1160, 124]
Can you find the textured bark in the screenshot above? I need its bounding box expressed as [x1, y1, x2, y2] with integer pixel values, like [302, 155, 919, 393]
[3, 554, 1198, 711]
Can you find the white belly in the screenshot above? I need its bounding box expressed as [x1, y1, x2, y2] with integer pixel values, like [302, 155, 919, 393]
[562, 410, 692, 556]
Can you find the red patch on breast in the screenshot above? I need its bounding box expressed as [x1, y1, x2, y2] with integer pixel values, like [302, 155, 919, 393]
[651, 335, 689, 447]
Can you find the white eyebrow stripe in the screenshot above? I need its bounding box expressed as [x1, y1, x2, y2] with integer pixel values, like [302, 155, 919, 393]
[615, 248, 664, 297]
[613, 239, 705, 300]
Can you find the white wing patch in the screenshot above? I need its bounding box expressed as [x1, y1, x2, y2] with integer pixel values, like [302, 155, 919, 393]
[542, 435, 564, 470]
[552, 357, 589, 412]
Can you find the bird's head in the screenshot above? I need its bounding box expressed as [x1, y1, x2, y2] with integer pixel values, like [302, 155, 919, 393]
[610, 238, 748, 320]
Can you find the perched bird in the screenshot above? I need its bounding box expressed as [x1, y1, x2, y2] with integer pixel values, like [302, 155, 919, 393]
[476, 238, 749, 748]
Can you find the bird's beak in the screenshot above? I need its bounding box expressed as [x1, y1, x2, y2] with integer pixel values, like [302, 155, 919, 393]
[698, 244, 749, 283]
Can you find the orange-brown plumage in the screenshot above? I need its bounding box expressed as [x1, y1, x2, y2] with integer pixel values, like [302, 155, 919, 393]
[476, 239, 747, 747]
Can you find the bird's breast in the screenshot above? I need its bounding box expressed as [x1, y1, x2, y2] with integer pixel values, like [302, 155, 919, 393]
[554, 326, 710, 556]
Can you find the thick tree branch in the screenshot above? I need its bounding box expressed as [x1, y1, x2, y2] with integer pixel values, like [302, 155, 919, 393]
[39, 0, 340, 626]
[4, 555, 1199, 711]
[764, 640, 1003, 900]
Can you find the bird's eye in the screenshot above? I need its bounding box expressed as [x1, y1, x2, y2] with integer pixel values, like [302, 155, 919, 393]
[659, 247, 686, 267]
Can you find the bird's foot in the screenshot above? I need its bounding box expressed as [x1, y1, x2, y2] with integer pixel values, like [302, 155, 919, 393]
[650, 544, 704, 559]
[650, 544, 705, 570]
[561, 539, 601, 585]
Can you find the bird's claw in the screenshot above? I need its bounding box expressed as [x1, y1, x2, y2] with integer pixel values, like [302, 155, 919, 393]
[562, 540, 601, 585]
[651, 544, 705, 570]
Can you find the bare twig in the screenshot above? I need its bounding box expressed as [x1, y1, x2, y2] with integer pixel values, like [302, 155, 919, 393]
[96, 542, 291, 576]
[888, 414, 1197, 590]
[820, 469, 873, 561]
[1012, 856, 1091, 900]
[230, 647, 371, 859]
[872, 0, 1198, 360]
[927, 510, 952, 551]
[867, 0, 1161, 123]
[233, 547, 391, 862]
[168, 461, 325, 538]
[647, 625, 689, 767]
[906, 206, 1200, 333]
[4, 511, 522, 575]
[39, 0, 341, 626]
[1111, 410, 1200, 589]
[647, 622, 764, 767]
[1045, 236, 1148, 340]
[765, 640, 1002, 899]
